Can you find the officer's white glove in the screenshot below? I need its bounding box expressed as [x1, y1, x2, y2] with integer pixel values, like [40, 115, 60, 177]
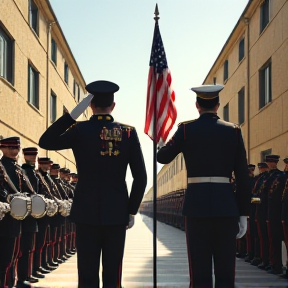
[126, 214, 135, 229]
[236, 216, 248, 239]
[70, 94, 94, 120]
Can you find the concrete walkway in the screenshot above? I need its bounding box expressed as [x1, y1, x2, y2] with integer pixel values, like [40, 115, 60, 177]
[34, 214, 288, 288]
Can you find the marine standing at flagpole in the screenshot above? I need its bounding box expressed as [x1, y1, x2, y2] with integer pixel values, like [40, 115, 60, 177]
[38, 80, 147, 288]
[157, 84, 250, 288]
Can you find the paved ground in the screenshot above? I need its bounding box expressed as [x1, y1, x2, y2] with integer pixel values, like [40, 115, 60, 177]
[34, 214, 288, 288]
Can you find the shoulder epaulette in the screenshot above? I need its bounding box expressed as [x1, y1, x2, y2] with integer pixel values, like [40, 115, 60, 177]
[177, 119, 196, 126]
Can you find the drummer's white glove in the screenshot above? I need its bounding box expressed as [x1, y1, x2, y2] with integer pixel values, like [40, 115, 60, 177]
[70, 94, 94, 120]
[236, 216, 248, 239]
[126, 214, 135, 229]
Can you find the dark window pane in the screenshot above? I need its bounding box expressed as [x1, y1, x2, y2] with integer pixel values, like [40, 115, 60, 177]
[239, 38, 245, 62]
[224, 60, 229, 81]
[0, 25, 13, 83]
[50, 92, 57, 122]
[260, 0, 270, 33]
[28, 64, 39, 108]
[51, 38, 57, 64]
[238, 87, 245, 125]
[64, 62, 69, 84]
[29, 0, 38, 34]
[259, 61, 271, 109]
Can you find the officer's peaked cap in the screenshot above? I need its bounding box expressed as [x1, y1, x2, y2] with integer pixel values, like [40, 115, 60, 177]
[191, 84, 224, 100]
[23, 147, 38, 155]
[248, 164, 256, 169]
[86, 80, 119, 107]
[265, 155, 280, 162]
[257, 162, 268, 168]
[51, 163, 60, 170]
[38, 157, 52, 164]
[0, 136, 20, 147]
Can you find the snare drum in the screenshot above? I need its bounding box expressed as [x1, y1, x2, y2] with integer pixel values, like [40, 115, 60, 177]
[58, 200, 71, 217]
[46, 199, 58, 217]
[9, 195, 31, 220]
[31, 194, 47, 218]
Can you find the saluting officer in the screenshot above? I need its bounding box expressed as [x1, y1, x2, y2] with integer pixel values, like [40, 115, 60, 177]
[157, 84, 250, 288]
[38, 80, 147, 288]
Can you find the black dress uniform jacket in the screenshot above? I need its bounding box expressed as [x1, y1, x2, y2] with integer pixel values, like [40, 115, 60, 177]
[157, 113, 250, 217]
[39, 113, 147, 226]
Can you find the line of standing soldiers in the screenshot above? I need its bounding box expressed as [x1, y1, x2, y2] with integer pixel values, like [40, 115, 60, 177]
[0, 136, 77, 288]
[235, 154, 288, 278]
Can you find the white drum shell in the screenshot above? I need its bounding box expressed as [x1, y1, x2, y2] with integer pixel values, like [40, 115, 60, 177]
[31, 194, 47, 218]
[10, 196, 31, 220]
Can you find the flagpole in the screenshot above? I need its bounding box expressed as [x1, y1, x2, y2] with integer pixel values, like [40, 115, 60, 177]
[153, 5, 159, 288]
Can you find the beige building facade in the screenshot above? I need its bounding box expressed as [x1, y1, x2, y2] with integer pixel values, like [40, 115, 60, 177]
[204, 0, 288, 171]
[0, 0, 91, 170]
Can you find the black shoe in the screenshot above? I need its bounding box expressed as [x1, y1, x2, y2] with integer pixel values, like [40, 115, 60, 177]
[236, 252, 245, 258]
[26, 276, 39, 283]
[48, 261, 59, 268]
[66, 250, 75, 255]
[37, 267, 50, 274]
[64, 253, 72, 258]
[56, 258, 65, 264]
[32, 271, 45, 279]
[279, 273, 288, 279]
[265, 265, 273, 271]
[267, 268, 283, 275]
[15, 281, 32, 288]
[42, 265, 56, 271]
[250, 258, 262, 266]
[71, 248, 77, 252]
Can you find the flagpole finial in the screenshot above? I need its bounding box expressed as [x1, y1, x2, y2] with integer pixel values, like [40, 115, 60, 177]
[154, 3, 160, 22]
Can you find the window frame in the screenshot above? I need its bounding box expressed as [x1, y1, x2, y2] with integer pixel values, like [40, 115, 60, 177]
[238, 38, 245, 62]
[0, 24, 13, 84]
[223, 59, 229, 82]
[260, 0, 270, 33]
[64, 62, 69, 84]
[259, 60, 272, 109]
[238, 87, 245, 125]
[50, 91, 57, 123]
[29, 0, 39, 35]
[51, 38, 57, 65]
[28, 63, 39, 109]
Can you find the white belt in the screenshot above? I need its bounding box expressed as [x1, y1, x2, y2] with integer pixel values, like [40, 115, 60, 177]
[187, 177, 230, 184]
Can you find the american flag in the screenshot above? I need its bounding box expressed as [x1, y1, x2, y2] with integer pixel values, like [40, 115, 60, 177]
[144, 22, 177, 144]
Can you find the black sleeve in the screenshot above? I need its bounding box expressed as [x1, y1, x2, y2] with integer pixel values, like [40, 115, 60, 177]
[39, 113, 77, 150]
[157, 124, 184, 164]
[128, 129, 147, 215]
[233, 128, 250, 216]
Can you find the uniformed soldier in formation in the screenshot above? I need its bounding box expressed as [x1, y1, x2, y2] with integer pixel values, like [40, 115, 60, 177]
[38, 80, 147, 288]
[284, 157, 288, 174]
[157, 84, 250, 288]
[264, 155, 286, 274]
[49, 163, 68, 263]
[18, 148, 39, 284]
[70, 173, 78, 187]
[0, 137, 35, 288]
[245, 164, 259, 263]
[250, 162, 269, 268]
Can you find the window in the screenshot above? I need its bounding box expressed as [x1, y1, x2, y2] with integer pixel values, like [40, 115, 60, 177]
[50, 92, 57, 122]
[260, 0, 270, 33]
[238, 87, 245, 125]
[51, 38, 57, 64]
[259, 61, 271, 109]
[77, 85, 80, 102]
[223, 103, 229, 121]
[223, 60, 228, 82]
[29, 0, 38, 34]
[239, 38, 245, 62]
[64, 62, 69, 84]
[0, 25, 13, 84]
[28, 64, 39, 108]
[73, 80, 76, 97]
[261, 149, 272, 162]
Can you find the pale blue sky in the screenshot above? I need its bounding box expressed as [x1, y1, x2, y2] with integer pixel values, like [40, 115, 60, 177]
[49, 0, 249, 191]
